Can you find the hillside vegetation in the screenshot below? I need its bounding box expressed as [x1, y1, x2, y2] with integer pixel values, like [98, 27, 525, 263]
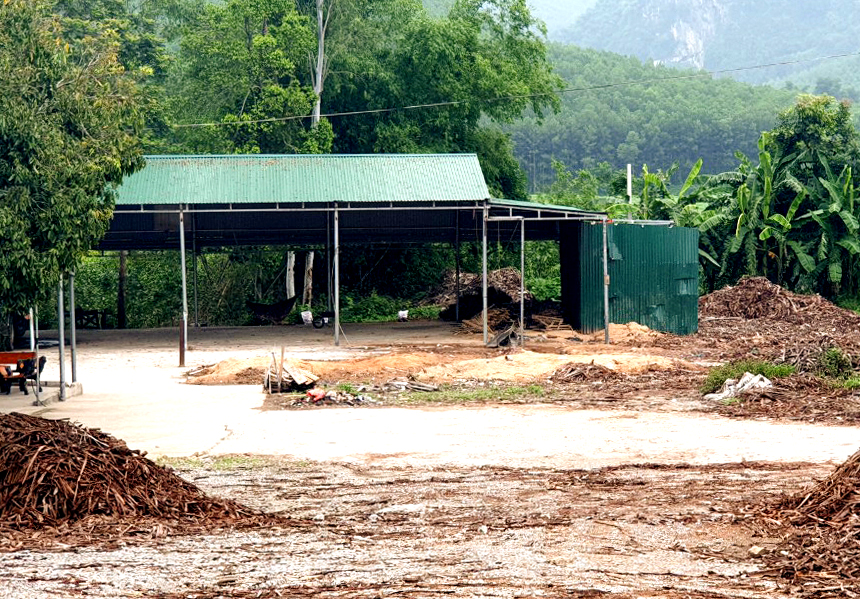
[507, 44, 795, 189]
[557, 0, 860, 94]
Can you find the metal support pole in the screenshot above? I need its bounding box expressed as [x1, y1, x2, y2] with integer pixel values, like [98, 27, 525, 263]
[57, 276, 66, 401]
[520, 220, 525, 347]
[179, 207, 189, 364]
[334, 205, 341, 347]
[482, 204, 489, 345]
[602, 220, 611, 345]
[192, 217, 199, 327]
[69, 270, 77, 383]
[326, 209, 333, 312]
[455, 211, 461, 322]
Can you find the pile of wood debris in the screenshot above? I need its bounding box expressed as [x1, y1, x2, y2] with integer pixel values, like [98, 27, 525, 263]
[0, 413, 269, 549]
[759, 446, 860, 596]
[264, 351, 319, 393]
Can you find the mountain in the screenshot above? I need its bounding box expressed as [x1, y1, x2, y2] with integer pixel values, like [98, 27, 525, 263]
[423, 0, 598, 35]
[556, 0, 860, 94]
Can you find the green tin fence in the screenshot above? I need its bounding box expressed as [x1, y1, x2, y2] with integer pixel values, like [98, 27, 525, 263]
[560, 222, 699, 335]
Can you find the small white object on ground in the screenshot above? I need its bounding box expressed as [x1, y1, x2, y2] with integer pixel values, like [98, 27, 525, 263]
[398, 310, 409, 322]
[301, 311, 313, 325]
[704, 372, 773, 401]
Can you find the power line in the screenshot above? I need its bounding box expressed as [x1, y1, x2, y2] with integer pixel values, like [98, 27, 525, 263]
[172, 50, 860, 129]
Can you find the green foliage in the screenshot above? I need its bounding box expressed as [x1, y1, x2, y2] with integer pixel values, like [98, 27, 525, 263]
[168, 0, 326, 154]
[700, 360, 796, 395]
[0, 0, 143, 316]
[507, 44, 795, 190]
[322, 0, 561, 200]
[815, 348, 855, 379]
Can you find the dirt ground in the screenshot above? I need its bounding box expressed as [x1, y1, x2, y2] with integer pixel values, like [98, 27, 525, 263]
[2, 319, 860, 598]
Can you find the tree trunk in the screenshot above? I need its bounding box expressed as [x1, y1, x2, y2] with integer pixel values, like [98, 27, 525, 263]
[303, 251, 315, 306]
[311, 0, 328, 125]
[117, 250, 127, 329]
[285, 251, 296, 299]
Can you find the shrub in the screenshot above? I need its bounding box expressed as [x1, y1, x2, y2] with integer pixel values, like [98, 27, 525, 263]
[815, 347, 854, 379]
[700, 360, 796, 394]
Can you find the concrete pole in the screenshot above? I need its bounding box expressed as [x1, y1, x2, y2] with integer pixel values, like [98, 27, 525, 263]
[482, 204, 489, 345]
[69, 270, 77, 383]
[334, 205, 340, 347]
[179, 207, 189, 364]
[28, 308, 34, 351]
[57, 276, 66, 401]
[627, 163, 633, 221]
[602, 220, 611, 345]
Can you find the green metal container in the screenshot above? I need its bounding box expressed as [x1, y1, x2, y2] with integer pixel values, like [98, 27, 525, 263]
[560, 222, 699, 335]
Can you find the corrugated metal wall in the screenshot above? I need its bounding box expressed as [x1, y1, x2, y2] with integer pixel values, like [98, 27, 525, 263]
[559, 223, 699, 335]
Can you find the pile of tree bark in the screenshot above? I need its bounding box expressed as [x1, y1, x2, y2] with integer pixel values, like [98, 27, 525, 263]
[430, 268, 532, 321]
[759, 447, 860, 596]
[695, 277, 860, 364]
[0, 413, 261, 531]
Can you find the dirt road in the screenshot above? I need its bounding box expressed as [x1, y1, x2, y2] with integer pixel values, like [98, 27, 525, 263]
[1, 324, 858, 598]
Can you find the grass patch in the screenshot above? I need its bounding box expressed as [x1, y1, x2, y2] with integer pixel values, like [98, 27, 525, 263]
[397, 383, 545, 404]
[700, 360, 796, 395]
[155, 455, 281, 471]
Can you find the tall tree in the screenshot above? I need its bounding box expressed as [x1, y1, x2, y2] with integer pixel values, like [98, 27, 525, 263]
[170, 0, 332, 154]
[0, 0, 143, 315]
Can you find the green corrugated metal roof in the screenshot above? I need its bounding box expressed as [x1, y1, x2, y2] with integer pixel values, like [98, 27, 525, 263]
[116, 154, 491, 205]
[489, 198, 606, 217]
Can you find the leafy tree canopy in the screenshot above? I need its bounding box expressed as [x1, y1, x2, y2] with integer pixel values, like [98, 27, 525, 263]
[0, 0, 144, 313]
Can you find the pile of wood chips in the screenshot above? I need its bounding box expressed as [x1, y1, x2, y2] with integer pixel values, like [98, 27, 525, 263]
[0, 413, 262, 531]
[760, 446, 860, 596]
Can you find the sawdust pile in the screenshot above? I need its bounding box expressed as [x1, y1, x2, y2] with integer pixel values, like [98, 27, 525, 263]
[418, 350, 685, 383]
[187, 350, 492, 386]
[0, 413, 262, 532]
[581, 322, 664, 345]
[761, 447, 860, 595]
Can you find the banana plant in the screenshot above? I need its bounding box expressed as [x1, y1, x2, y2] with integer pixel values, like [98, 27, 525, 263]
[797, 162, 860, 293]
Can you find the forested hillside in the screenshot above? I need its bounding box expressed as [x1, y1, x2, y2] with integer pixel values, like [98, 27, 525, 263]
[557, 0, 860, 94]
[506, 44, 795, 190]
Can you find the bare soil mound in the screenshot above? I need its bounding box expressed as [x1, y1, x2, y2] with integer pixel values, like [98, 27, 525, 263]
[0, 413, 262, 532]
[761, 447, 860, 595]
